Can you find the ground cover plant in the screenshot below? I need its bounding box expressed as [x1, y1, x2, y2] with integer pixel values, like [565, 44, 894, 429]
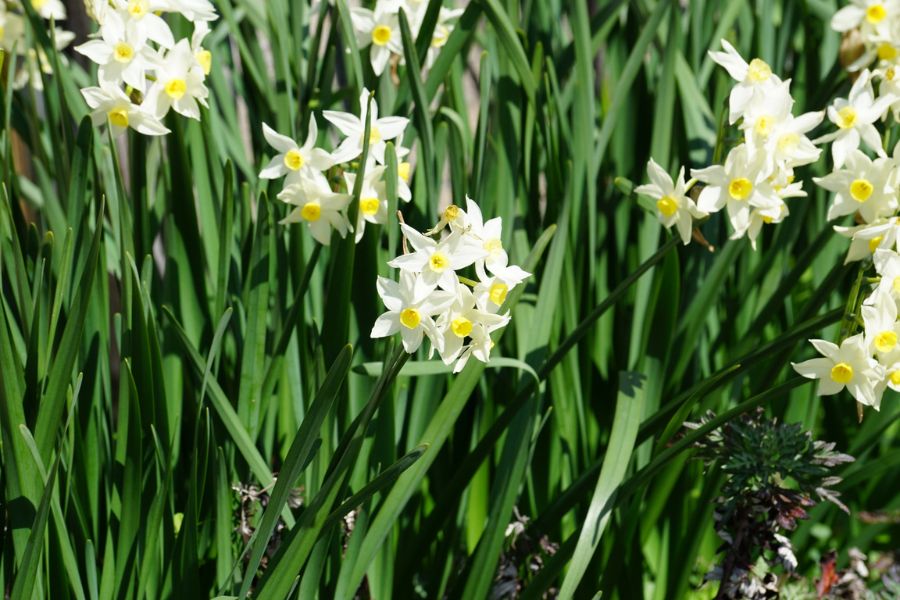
[1, 0, 899, 598]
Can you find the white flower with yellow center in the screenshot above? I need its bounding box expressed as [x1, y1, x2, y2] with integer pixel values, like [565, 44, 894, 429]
[259, 116, 335, 184]
[143, 39, 209, 120]
[425, 7, 464, 69]
[437, 283, 509, 371]
[156, 0, 217, 21]
[814, 149, 896, 223]
[367, 143, 413, 202]
[80, 82, 169, 136]
[350, 3, 402, 76]
[817, 70, 894, 167]
[708, 39, 782, 123]
[190, 20, 213, 76]
[635, 159, 707, 245]
[388, 224, 486, 296]
[345, 166, 389, 242]
[370, 272, 456, 354]
[692, 144, 774, 237]
[744, 178, 805, 249]
[0, 9, 25, 53]
[30, 0, 66, 20]
[831, 0, 899, 36]
[835, 218, 900, 262]
[75, 9, 154, 92]
[473, 267, 531, 314]
[277, 173, 352, 246]
[113, 0, 174, 48]
[862, 288, 900, 361]
[324, 88, 409, 164]
[871, 248, 900, 305]
[792, 334, 884, 407]
[453, 196, 514, 277]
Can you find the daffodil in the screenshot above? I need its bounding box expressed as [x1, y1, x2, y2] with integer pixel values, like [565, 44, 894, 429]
[324, 88, 409, 164]
[259, 116, 335, 184]
[388, 224, 486, 296]
[112, 0, 174, 49]
[708, 39, 782, 123]
[834, 218, 900, 262]
[635, 159, 707, 245]
[81, 82, 169, 136]
[472, 267, 530, 314]
[870, 248, 900, 302]
[370, 272, 456, 354]
[817, 70, 894, 167]
[278, 173, 352, 246]
[143, 38, 209, 119]
[350, 3, 402, 76]
[30, 0, 66, 20]
[437, 283, 509, 371]
[813, 149, 897, 223]
[345, 166, 389, 242]
[75, 9, 155, 92]
[862, 288, 900, 360]
[792, 334, 884, 407]
[157, 0, 217, 21]
[831, 0, 899, 36]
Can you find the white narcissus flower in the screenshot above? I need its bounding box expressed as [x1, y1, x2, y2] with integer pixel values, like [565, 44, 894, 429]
[792, 334, 885, 408]
[455, 196, 513, 277]
[473, 266, 531, 314]
[156, 0, 218, 21]
[30, 0, 67, 20]
[835, 218, 900, 262]
[0, 9, 25, 52]
[324, 88, 409, 164]
[692, 144, 778, 237]
[437, 283, 509, 371]
[370, 272, 455, 354]
[114, 0, 174, 49]
[350, 2, 402, 76]
[814, 149, 897, 223]
[831, 0, 899, 35]
[81, 83, 169, 136]
[871, 247, 900, 303]
[345, 166, 389, 242]
[259, 116, 335, 184]
[388, 224, 486, 296]
[708, 39, 782, 123]
[862, 288, 900, 359]
[190, 20, 213, 76]
[75, 9, 155, 92]
[278, 173, 352, 246]
[425, 7, 464, 69]
[368, 144, 413, 202]
[143, 39, 209, 120]
[816, 70, 894, 167]
[635, 159, 707, 245]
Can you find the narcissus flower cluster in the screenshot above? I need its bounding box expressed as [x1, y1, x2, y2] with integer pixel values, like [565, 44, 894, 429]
[636, 40, 823, 249]
[350, 0, 463, 75]
[260, 88, 411, 245]
[371, 198, 530, 372]
[0, 0, 75, 90]
[76, 0, 218, 136]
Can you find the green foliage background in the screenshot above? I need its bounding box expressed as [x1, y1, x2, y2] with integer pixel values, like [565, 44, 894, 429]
[0, 0, 898, 598]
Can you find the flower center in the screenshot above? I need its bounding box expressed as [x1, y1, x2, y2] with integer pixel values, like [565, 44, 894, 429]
[754, 115, 774, 137]
[196, 49, 212, 75]
[762, 215, 774, 224]
[893, 276, 900, 295]
[443, 205, 459, 221]
[372, 24, 392, 46]
[728, 178, 753, 201]
[747, 58, 772, 83]
[850, 178, 874, 202]
[360, 197, 380, 216]
[113, 42, 134, 63]
[489, 282, 508, 305]
[484, 238, 503, 253]
[429, 252, 449, 273]
[450, 317, 473, 338]
[837, 106, 857, 129]
[875, 330, 898, 353]
[284, 149, 304, 171]
[869, 236, 884, 253]
[108, 108, 129, 128]
[432, 25, 450, 48]
[127, 0, 148, 18]
[165, 79, 187, 100]
[878, 43, 897, 61]
[891, 370, 900, 385]
[398, 162, 411, 182]
[830, 362, 854, 384]
[32, 0, 48, 8]
[656, 195, 678, 217]
[301, 202, 321, 222]
[867, 4, 887, 23]
[777, 133, 799, 152]
[400, 307, 421, 329]
[368, 126, 382, 145]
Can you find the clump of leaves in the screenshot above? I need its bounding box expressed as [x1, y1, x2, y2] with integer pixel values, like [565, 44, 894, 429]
[686, 408, 855, 599]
